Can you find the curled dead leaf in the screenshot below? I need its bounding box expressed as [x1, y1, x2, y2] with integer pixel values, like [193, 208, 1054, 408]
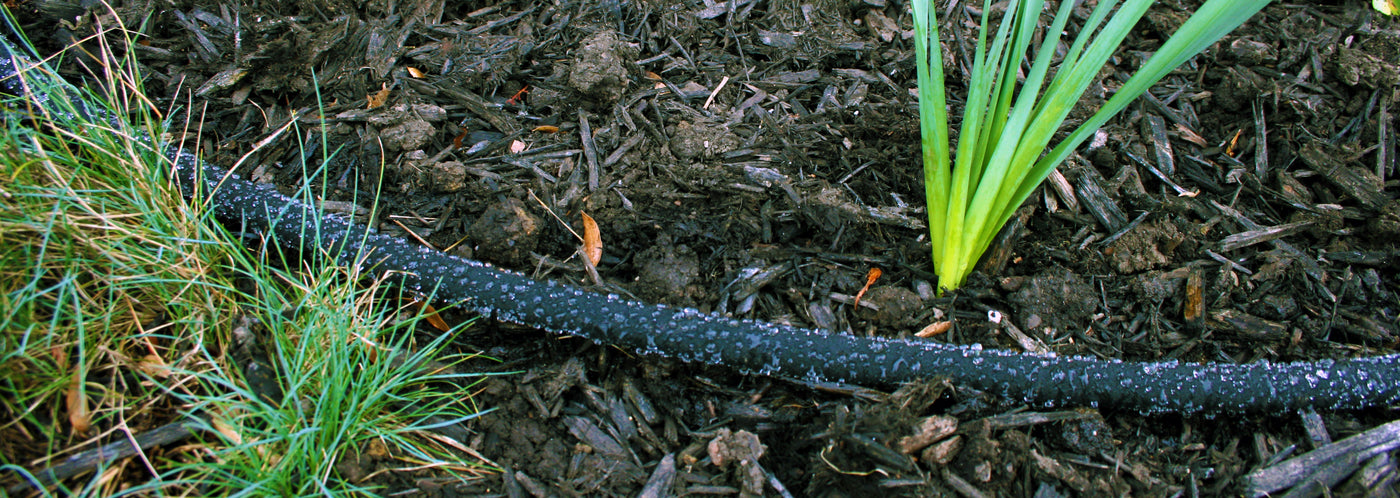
[853, 268, 882, 307]
[916, 321, 953, 338]
[407, 67, 425, 78]
[1225, 129, 1243, 156]
[581, 212, 602, 267]
[533, 125, 560, 133]
[137, 354, 171, 379]
[367, 82, 390, 109]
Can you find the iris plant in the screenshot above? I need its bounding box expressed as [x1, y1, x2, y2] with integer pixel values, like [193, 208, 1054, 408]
[912, 0, 1270, 292]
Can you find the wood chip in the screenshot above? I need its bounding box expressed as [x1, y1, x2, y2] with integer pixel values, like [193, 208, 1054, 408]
[1074, 168, 1128, 231]
[898, 415, 958, 454]
[921, 435, 962, 466]
[1244, 418, 1400, 496]
[1299, 141, 1388, 209]
[637, 453, 677, 498]
[1183, 266, 1205, 327]
[1143, 114, 1176, 176]
[1219, 220, 1314, 252]
[1210, 309, 1288, 340]
[579, 113, 599, 190]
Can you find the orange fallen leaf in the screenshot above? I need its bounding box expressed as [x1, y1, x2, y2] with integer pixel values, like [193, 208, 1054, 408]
[409, 298, 451, 332]
[581, 212, 602, 267]
[407, 67, 425, 78]
[533, 125, 560, 133]
[645, 71, 662, 80]
[367, 82, 390, 109]
[853, 267, 882, 307]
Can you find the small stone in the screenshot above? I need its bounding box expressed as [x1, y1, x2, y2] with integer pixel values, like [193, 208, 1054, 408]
[567, 31, 636, 105]
[468, 198, 542, 265]
[381, 119, 435, 152]
[707, 428, 765, 468]
[669, 120, 740, 161]
[426, 161, 468, 193]
[860, 286, 923, 328]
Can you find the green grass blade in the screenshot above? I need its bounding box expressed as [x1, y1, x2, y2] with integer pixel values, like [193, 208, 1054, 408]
[970, 0, 1157, 254]
[1016, 0, 1272, 217]
[913, 0, 952, 270]
[916, 0, 1270, 291]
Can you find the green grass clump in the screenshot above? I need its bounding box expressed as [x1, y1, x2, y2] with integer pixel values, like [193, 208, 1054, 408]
[1, 20, 496, 495]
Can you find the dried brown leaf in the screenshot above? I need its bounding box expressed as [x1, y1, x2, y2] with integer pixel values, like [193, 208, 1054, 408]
[581, 212, 602, 267]
[137, 354, 171, 379]
[916, 321, 953, 338]
[67, 374, 90, 434]
[411, 299, 451, 332]
[367, 82, 390, 109]
[853, 268, 882, 307]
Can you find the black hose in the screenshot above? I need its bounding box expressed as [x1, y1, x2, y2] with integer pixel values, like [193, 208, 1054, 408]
[5, 31, 1398, 414]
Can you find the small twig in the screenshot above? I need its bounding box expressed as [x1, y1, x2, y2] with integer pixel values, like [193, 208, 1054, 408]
[578, 247, 603, 287]
[527, 189, 582, 243]
[230, 110, 298, 173]
[8, 416, 209, 494]
[579, 112, 599, 191]
[703, 75, 729, 110]
[389, 218, 437, 250]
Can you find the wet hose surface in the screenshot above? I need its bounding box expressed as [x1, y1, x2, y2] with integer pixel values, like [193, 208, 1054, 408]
[4, 33, 1399, 414]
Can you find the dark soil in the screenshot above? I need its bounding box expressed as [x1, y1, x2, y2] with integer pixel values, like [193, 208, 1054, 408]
[9, 0, 1400, 495]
